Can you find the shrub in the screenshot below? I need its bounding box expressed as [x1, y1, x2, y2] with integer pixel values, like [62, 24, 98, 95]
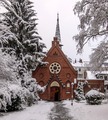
[6, 94, 22, 111]
[0, 77, 46, 112]
[0, 84, 32, 112]
[0, 85, 23, 112]
[85, 89, 105, 105]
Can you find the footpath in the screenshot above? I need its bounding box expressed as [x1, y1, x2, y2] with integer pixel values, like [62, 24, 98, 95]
[49, 101, 75, 120]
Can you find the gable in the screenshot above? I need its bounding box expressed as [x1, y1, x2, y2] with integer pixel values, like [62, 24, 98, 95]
[42, 39, 77, 76]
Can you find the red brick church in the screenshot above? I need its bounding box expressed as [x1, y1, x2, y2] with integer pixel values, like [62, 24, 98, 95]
[32, 14, 77, 101]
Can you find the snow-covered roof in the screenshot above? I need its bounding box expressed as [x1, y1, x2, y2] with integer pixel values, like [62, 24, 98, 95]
[86, 71, 96, 79]
[72, 62, 84, 67]
[96, 71, 108, 75]
[72, 60, 90, 68]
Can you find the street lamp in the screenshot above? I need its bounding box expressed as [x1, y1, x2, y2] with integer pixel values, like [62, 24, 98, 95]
[71, 82, 74, 105]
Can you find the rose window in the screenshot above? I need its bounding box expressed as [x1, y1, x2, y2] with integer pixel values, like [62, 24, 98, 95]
[49, 62, 61, 74]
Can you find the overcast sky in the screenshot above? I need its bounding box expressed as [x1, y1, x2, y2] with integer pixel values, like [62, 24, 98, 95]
[31, 0, 98, 62]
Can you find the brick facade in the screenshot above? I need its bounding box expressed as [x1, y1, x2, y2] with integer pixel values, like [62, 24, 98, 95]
[32, 37, 77, 101]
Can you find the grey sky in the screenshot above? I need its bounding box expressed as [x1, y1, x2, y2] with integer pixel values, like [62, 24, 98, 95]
[32, 0, 97, 61]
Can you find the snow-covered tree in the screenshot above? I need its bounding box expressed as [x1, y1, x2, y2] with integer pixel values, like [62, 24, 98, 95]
[0, 0, 46, 74]
[0, 49, 46, 111]
[0, 49, 18, 86]
[73, 0, 108, 70]
[89, 41, 108, 71]
[0, 49, 23, 111]
[0, 23, 22, 50]
[73, 0, 108, 52]
[0, 0, 46, 111]
[74, 81, 86, 101]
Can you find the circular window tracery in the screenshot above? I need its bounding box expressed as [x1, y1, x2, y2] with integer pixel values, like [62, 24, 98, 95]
[49, 62, 61, 74]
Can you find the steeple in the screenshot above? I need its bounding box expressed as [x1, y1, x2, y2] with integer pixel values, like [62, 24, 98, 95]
[55, 13, 61, 42]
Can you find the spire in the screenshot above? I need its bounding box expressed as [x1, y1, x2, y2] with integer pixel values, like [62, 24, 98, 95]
[55, 13, 61, 42]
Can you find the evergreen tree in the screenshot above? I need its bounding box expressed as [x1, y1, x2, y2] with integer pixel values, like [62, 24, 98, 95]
[74, 81, 87, 101]
[0, 0, 46, 74]
[0, 0, 46, 109]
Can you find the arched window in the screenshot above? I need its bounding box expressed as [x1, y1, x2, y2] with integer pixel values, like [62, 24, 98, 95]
[67, 83, 70, 88]
[66, 81, 71, 94]
[50, 81, 60, 87]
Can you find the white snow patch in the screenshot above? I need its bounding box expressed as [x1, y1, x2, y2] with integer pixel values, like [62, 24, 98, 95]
[0, 101, 54, 120]
[86, 71, 96, 79]
[63, 100, 108, 120]
[1, 100, 108, 120]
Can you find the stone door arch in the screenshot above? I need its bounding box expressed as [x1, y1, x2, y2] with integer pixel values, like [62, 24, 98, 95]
[50, 81, 60, 101]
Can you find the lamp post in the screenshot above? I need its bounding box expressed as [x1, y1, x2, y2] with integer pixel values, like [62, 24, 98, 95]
[71, 79, 77, 105]
[71, 82, 74, 105]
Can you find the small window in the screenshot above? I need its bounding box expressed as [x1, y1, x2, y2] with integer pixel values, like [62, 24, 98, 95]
[53, 52, 58, 56]
[99, 75, 104, 79]
[67, 83, 70, 88]
[104, 76, 108, 80]
[78, 74, 83, 78]
[79, 68, 81, 72]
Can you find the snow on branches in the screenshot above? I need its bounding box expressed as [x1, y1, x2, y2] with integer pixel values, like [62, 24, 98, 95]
[0, 0, 46, 73]
[0, 0, 46, 112]
[73, 0, 108, 53]
[0, 52, 46, 111]
[90, 41, 108, 71]
[0, 49, 17, 86]
[0, 0, 28, 24]
[74, 81, 88, 101]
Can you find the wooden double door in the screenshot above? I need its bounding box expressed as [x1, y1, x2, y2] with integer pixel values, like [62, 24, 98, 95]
[50, 86, 60, 101]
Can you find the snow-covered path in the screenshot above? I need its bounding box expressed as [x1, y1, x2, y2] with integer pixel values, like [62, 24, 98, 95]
[49, 102, 73, 120]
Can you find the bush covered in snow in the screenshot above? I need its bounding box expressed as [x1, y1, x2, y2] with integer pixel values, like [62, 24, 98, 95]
[85, 89, 105, 105]
[21, 76, 46, 105]
[0, 83, 40, 112]
[0, 84, 23, 112]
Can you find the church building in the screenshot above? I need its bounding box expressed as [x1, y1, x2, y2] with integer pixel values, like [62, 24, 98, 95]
[32, 14, 77, 101]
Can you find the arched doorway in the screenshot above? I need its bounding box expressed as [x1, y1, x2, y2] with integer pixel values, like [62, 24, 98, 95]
[50, 81, 60, 101]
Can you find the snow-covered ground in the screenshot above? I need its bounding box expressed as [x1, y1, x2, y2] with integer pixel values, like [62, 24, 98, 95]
[0, 100, 108, 120]
[0, 101, 54, 120]
[64, 100, 108, 120]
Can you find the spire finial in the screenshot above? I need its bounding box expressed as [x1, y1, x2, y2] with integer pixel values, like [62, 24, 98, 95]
[55, 13, 61, 42]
